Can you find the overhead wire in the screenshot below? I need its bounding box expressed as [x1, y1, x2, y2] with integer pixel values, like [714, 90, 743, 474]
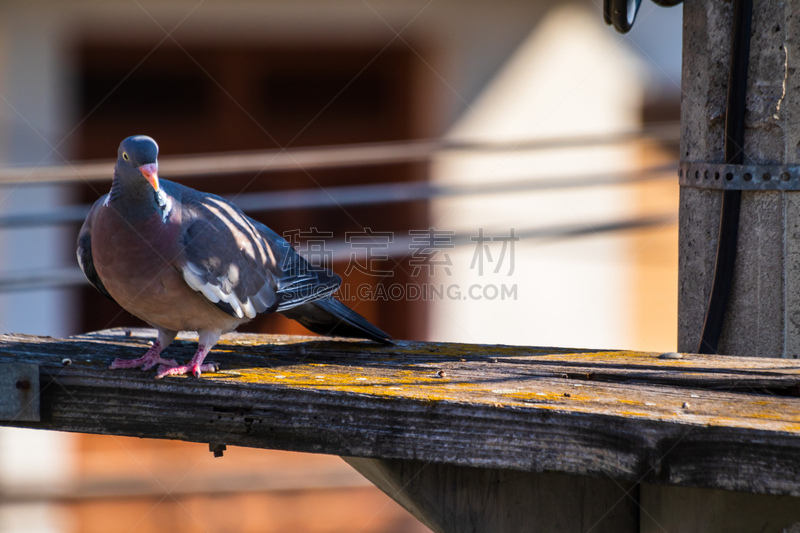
[0, 123, 678, 186]
[0, 162, 677, 228]
[0, 213, 676, 293]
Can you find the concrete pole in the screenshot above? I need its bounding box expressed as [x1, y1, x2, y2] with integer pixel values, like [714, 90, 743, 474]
[679, 1, 800, 358]
[647, 3, 800, 530]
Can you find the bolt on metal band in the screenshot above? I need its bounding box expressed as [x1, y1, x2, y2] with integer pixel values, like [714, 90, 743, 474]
[679, 162, 800, 190]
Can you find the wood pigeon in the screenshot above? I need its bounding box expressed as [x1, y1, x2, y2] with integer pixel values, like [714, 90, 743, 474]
[77, 135, 391, 379]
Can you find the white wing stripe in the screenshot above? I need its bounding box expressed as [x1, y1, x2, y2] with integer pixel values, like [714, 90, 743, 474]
[241, 298, 257, 319]
[226, 295, 244, 318]
[182, 262, 259, 319]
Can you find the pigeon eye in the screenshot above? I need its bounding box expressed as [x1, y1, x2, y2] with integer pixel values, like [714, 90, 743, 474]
[122, 153, 130, 161]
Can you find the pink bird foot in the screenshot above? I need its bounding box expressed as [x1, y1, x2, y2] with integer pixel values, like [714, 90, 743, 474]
[155, 361, 219, 379]
[109, 330, 178, 371]
[154, 336, 219, 379]
[109, 351, 178, 370]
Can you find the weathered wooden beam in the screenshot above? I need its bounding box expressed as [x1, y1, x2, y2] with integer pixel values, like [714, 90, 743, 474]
[0, 362, 39, 421]
[344, 457, 641, 533]
[640, 483, 800, 533]
[1, 328, 800, 501]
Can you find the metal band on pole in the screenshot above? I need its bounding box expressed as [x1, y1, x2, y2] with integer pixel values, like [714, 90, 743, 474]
[679, 162, 800, 191]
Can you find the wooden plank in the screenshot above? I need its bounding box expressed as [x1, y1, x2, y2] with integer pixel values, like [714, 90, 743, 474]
[1, 328, 800, 497]
[0, 362, 39, 421]
[640, 483, 800, 533]
[345, 458, 640, 533]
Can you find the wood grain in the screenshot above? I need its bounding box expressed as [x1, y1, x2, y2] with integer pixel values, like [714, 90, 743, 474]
[1, 328, 800, 497]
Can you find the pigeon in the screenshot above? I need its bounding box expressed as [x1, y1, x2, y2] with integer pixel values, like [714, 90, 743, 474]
[77, 135, 391, 379]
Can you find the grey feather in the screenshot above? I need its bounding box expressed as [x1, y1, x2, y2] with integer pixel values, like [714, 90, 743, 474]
[168, 181, 342, 319]
[281, 298, 392, 343]
[76, 198, 115, 302]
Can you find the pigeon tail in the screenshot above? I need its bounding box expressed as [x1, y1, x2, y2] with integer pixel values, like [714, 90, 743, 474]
[280, 298, 392, 344]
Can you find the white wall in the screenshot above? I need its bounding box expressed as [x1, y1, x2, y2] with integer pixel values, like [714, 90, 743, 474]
[430, 5, 647, 348]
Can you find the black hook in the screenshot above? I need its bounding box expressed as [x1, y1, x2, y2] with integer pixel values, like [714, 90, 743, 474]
[604, 0, 682, 34]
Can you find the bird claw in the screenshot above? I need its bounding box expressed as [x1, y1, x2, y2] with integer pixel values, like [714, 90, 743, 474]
[141, 357, 178, 371]
[109, 357, 147, 370]
[154, 362, 219, 379]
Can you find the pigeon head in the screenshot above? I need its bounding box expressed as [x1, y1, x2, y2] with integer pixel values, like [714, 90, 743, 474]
[116, 135, 160, 192]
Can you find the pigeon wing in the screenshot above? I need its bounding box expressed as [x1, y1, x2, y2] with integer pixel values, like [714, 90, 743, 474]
[76, 197, 116, 302]
[175, 186, 340, 319]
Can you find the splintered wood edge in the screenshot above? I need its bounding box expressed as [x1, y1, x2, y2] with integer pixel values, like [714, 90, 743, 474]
[0, 329, 799, 497]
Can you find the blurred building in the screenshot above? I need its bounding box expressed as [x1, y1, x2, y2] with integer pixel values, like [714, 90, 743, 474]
[0, 1, 681, 532]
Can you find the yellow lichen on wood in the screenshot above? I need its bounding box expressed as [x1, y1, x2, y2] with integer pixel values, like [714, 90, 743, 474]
[5, 329, 800, 437]
[190, 348, 800, 434]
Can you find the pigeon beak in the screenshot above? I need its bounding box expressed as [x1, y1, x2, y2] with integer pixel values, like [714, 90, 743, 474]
[139, 163, 159, 192]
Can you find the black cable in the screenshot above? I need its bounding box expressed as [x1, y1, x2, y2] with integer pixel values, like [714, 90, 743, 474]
[697, 0, 752, 354]
[0, 122, 680, 186]
[0, 163, 678, 228]
[0, 213, 677, 293]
